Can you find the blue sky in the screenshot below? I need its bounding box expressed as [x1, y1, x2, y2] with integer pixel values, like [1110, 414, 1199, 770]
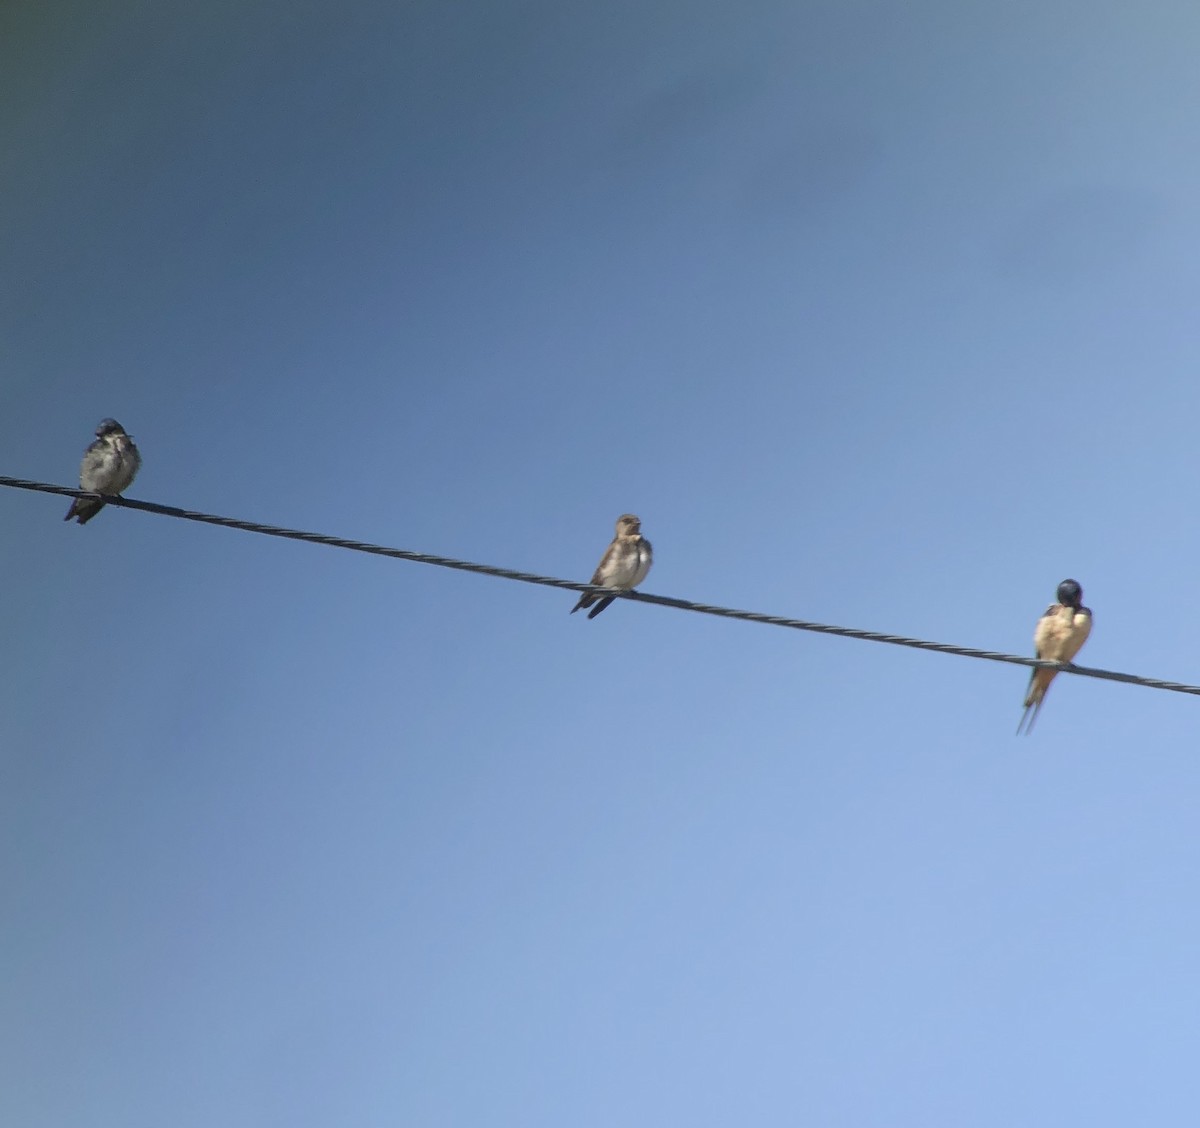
[5, 2, 1200, 1124]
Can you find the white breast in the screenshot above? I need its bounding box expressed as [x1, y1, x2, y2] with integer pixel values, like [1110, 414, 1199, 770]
[628, 542, 652, 588]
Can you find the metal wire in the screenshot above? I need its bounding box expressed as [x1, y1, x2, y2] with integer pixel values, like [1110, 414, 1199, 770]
[4, 474, 1198, 698]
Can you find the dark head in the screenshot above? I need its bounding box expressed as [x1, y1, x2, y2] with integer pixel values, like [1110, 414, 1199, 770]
[616, 514, 641, 536]
[1056, 579, 1084, 608]
[95, 418, 128, 437]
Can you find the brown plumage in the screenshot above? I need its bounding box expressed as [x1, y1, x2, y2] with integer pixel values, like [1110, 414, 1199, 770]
[571, 514, 653, 620]
[1016, 579, 1092, 735]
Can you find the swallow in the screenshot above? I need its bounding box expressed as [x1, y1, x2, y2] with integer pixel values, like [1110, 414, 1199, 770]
[571, 514, 653, 620]
[64, 418, 142, 525]
[1016, 578, 1093, 735]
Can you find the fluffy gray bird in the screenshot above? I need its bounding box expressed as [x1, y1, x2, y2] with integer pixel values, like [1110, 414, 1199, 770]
[571, 513, 653, 620]
[64, 418, 142, 525]
[1016, 578, 1093, 735]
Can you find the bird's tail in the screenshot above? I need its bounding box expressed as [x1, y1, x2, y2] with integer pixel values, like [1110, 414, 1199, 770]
[586, 596, 615, 620]
[570, 590, 595, 614]
[1016, 668, 1056, 735]
[65, 497, 105, 525]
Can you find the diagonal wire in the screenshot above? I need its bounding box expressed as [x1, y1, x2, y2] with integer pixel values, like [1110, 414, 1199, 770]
[3, 474, 1199, 698]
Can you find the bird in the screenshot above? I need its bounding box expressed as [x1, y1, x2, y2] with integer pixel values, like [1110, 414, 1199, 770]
[64, 418, 142, 525]
[571, 514, 653, 620]
[1016, 578, 1092, 735]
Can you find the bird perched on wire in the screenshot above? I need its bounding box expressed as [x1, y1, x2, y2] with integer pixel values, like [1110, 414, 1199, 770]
[64, 418, 142, 525]
[1016, 578, 1092, 735]
[571, 514, 653, 620]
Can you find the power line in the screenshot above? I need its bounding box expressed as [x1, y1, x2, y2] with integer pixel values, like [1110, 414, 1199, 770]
[4, 473, 1198, 699]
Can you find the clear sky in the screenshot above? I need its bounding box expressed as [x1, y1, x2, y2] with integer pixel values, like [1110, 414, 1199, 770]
[4, 2, 1200, 1125]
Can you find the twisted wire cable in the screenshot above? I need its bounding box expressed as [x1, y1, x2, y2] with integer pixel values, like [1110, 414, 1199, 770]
[3, 474, 1197, 697]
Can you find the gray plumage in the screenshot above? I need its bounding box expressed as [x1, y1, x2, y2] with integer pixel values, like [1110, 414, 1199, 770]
[65, 418, 141, 525]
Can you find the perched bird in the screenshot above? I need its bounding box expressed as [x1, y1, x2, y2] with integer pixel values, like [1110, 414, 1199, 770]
[1016, 578, 1093, 735]
[571, 513, 653, 620]
[64, 418, 141, 525]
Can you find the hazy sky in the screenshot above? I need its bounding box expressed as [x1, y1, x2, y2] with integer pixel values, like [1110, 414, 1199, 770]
[5, 2, 1200, 1125]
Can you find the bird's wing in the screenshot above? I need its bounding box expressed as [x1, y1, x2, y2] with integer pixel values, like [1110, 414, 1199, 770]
[590, 540, 622, 586]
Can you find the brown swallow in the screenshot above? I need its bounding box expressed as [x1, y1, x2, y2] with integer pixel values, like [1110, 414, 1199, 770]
[1016, 578, 1093, 735]
[571, 514, 653, 620]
